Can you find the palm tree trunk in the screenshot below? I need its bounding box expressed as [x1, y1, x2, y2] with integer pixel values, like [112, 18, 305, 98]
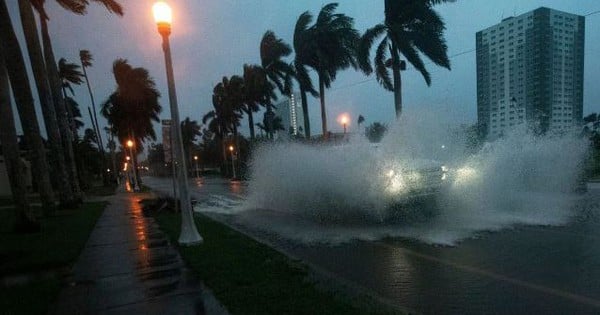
[391, 40, 403, 118]
[18, 0, 75, 207]
[318, 74, 328, 139]
[0, 43, 39, 232]
[300, 87, 311, 138]
[81, 61, 110, 185]
[40, 17, 82, 200]
[0, 0, 55, 214]
[247, 110, 255, 140]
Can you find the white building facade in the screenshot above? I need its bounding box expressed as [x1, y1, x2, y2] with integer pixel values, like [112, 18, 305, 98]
[476, 7, 585, 138]
[274, 92, 304, 138]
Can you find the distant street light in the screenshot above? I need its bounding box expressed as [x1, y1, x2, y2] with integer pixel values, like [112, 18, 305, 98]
[229, 145, 237, 179]
[126, 140, 139, 191]
[153, 1, 202, 245]
[339, 114, 350, 135]
[193, 155, 199, 179]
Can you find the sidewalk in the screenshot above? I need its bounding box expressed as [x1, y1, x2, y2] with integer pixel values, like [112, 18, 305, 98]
[50, 188, 228, 315]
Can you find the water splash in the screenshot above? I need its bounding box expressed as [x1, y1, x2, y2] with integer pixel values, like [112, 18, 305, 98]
[240, 111, 589, 245]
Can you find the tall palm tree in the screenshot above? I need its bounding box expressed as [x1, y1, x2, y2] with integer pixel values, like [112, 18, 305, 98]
[58, 58, 84, 133]
[304, 3, 359, 138]
[79, 50, 105, 163]
[357, 0, 451, 118]
[292, 10, 319, 138]
[202, 110, 226, 164]
[33, 1, 123, 191]
[101, 59, 162, 185]
[0, 0, 55, 213]
[180, 117, 201, 166]
[18, 0, 76, 207]
[259, 30, 294, 138]
[0, 42, 39, 232]
[242, 64, 272, 140]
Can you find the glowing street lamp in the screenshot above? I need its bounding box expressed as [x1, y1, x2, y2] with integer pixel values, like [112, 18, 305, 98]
[193, 155, 199, 179]
[125, 140, 139, 191]
[153, 1, 202, 245]
[339, 114, 350, 135]
[229, 145, 237, 179]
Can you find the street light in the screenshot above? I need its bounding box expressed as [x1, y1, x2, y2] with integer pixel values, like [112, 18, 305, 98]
[193, 155, 199, 179]
[153, 1, 202, 245]
[339, 114, 350, 135]
[229, 145, 237, 179]
[126, 140, 139, 192]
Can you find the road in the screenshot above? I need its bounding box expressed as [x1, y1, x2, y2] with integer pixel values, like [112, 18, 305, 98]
[144, 176, 600, 314]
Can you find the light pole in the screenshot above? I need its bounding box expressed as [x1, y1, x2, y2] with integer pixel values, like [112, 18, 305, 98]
[153, 1, 202, 245]
[339, 114, 349, 135]
[229, 145, 236, 179]
[126, 140, 139, 191]
[193, 155, 199, 179]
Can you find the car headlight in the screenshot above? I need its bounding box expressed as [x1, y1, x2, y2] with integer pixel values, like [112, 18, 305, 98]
[384, 169, 405, 194]
[441, 165, 449, 172]
[455, 166, 477, 184]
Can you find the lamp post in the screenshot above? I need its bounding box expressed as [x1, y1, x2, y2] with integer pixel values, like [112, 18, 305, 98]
[126, 140, 139, 191]
[193, 155, 199, 179]
[229, 145, 237, 179]
[339, 114, 349, 136]
[153, 1, 202, 245]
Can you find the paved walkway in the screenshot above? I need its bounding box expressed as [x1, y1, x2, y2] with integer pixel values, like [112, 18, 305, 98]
[50, 189, 228, 315]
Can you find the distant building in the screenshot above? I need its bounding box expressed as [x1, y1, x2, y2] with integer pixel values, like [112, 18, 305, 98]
[476, 7, 585, 139]
[274, 92, 304, 138]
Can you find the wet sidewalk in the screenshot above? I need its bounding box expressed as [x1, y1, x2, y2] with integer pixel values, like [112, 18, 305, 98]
[50, 189, 228, 315]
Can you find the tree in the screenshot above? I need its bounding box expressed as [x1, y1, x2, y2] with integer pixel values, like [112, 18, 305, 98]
[58, 58, 84, 135]
[33, 1, 123, 190]
[0, 0, 55, 213]
[18, 0, 76, 207]
[357, 114, 365, 127]
[365, 122, 388, 143]
[79, 50, 105, 165]
[212, 76, 244, 145]
[180, 117, 201, 165]
[358, 0, 451, 118]
[101, 59, 162, 185]
[259, 30, 294, 138]
[242, 64, 271, 140]
[303, 3, 359, 138]
[292, 11, 319, 138]
[0, 41, 39, 232]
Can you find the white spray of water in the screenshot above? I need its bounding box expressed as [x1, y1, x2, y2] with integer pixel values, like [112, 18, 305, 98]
[238, 110, 589, 245]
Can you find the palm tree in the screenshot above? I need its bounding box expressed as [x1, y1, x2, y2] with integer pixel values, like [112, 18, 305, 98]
[101, 59, 162, 185]
[213, 76, 244, 143]
[0, 0, 55, 213]
[357, 0, 451, 118]
[18, 0, 76, 207]
[58, 58, 84, 134]
[303, 3, 359, 138]
[180, 117, 201, 166]
[33, 1, 123, 191]
[242, 64, 272, 140]
[79, 50, 105, 163]
[259, 30, 294, 138]
[202, 110, 226, 165]
[292, 10, 319, 138]
[0, 43, 39, 232]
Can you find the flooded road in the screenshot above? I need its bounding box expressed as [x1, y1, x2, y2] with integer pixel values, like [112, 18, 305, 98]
[144, 176, 600, 314]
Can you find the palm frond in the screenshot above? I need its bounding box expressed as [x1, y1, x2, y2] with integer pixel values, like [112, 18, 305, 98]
[399, 42, 431, 85]
[89, 0, 123, 16]
[375, 38, 393, 91]
[358, 24, 387, 74]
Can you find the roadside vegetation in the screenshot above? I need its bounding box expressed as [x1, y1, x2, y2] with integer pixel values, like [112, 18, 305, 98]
[149, 200, 403, 315]
[0, 202, 106, 315]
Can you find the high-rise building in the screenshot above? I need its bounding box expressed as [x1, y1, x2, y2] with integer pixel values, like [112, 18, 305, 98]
[476, 7, 584, 139]
[274, 92, 304, 138]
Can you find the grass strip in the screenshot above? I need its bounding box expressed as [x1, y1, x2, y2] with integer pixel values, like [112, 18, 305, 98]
[0, 202, 106, 315]
[154, 211, 402, 315]
[0, 202, 106, 275]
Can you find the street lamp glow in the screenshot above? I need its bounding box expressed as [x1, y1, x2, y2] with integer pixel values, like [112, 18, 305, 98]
[194, 155, 198, 160]
[126, 156, 130, 161]
[152, 2, 172, 25]
[229, 145, 234, 152]
[126, 140, 134, 148]
[340, 115, 349, 125]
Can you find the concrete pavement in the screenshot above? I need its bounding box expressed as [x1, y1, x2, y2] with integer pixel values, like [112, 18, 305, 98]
[50, 188, 228, 315]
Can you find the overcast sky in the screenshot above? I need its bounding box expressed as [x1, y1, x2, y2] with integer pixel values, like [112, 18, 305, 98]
[6, 0, 600, 141]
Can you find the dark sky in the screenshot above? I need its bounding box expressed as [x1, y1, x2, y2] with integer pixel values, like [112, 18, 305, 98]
[7, 0, 600, 140]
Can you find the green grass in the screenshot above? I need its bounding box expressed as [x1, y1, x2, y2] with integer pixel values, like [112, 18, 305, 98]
[0, 202, 106, 275]
[0, 278, 61, 315]
[154, 212, 402, 315]
[0, 202, 106, 315]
